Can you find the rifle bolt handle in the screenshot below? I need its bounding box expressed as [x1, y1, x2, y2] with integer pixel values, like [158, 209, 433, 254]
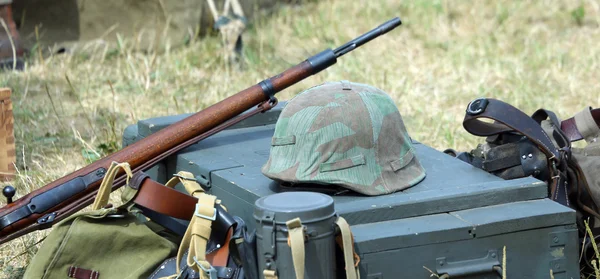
[2, 185, 15, 204]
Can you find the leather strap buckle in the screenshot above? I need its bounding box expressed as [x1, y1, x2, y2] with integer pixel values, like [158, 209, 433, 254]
[195, 204, 217, 221]
[193, 256, 218, 279]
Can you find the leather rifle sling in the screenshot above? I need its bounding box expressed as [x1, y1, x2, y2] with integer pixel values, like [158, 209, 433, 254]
[463, 98, 563, 199]
[561, 107, 600, 142]
[130, 173, 198, 220]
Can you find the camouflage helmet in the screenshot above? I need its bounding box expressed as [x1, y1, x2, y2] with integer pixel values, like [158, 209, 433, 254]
[261, 81, 426, 196]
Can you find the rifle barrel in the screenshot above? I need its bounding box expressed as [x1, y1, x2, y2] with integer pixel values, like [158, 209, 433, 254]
[334, 17, 402, 58]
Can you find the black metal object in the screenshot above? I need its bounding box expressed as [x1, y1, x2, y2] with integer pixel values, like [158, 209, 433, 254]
[258, 79, 276, 99]
[306, 49, 337, 74]
[333, 17, 402, 58]
[36, 212, 57, 227]
[307, 17, 402, 75]
[0, 168, 106, 230]
[2, 185, 15, 204]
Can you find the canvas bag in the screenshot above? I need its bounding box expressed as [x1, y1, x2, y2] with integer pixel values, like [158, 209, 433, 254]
[569, 107, 600, 217]
[23, 161, 178, 279]
[556, 107, 600, 272]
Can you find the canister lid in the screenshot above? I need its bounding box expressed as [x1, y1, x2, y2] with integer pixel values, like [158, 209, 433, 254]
[254, 192, 335, 224]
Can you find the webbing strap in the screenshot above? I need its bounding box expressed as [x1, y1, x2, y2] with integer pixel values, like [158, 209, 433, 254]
[166, 171, 217, 279]
[286, 218, 306, 279]
[336, 217, 360, 279]
[165, 171, 204, 196]
[91, 161, 132, 210]
[262, 217, 360, 279]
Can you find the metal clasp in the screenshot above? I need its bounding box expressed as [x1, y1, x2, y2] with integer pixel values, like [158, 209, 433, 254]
[193, 256, 217, 279]
[550, 161, 560, 180]
[194, 204, 217, 221]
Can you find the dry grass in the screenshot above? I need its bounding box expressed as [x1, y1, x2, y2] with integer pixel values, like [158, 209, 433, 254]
[0, 0, 599, 277]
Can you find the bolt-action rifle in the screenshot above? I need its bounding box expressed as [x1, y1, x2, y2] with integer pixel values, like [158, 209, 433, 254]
[0, 17, 403, 244]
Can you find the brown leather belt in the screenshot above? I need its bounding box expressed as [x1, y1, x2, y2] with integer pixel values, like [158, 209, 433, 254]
[560, 108, 600, 142]
[130, 172, 198, 221]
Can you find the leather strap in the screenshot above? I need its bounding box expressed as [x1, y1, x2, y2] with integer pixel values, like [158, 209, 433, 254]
[67, 266, 100, 279]
[131, 173, 198, 220]
[561, 107, 600, 142]
[166, 171, 218, 279]
[207, 228, 233, 267]
[463, 98, 564, 201]
[463, 98, 560, 161]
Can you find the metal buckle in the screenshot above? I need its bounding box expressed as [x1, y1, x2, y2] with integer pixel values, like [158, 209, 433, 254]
[193, 256, 217, 279]
[550, 161, 565, 181]
[175, 266, 186, 279]
[466, 98, 489, 115]
[195, 204, 217, 221]
[172, 173, 198, 182]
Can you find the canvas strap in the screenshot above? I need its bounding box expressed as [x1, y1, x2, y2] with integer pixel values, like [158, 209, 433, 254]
[266, 217, 360, 279]
[286, 218, 306, 279]
[335, 217, 360, 279]
[91, 161, 132, 210]
[166, 171, 218, 279]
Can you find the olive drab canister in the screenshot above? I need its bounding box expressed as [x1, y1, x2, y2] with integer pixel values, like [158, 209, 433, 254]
[254, 192, 337, 279]
[261, 81, 426, 196]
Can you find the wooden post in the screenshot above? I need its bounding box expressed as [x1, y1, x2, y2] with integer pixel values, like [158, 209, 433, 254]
[0, 88, 15, 181]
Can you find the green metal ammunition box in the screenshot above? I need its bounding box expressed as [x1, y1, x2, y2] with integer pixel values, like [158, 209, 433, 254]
[123, 102, 580, 278]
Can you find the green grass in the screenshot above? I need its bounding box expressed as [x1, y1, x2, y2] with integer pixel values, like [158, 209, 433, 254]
[1, 0, 600, 277]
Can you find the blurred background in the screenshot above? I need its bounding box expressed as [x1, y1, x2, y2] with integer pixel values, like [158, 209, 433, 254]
[0, 0, 599, 277]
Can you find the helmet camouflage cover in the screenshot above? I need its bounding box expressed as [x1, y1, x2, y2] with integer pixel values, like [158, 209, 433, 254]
[261, 81, 426, 196]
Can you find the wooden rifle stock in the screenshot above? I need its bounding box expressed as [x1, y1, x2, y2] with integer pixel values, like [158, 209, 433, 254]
[0, 17, 402, 244]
